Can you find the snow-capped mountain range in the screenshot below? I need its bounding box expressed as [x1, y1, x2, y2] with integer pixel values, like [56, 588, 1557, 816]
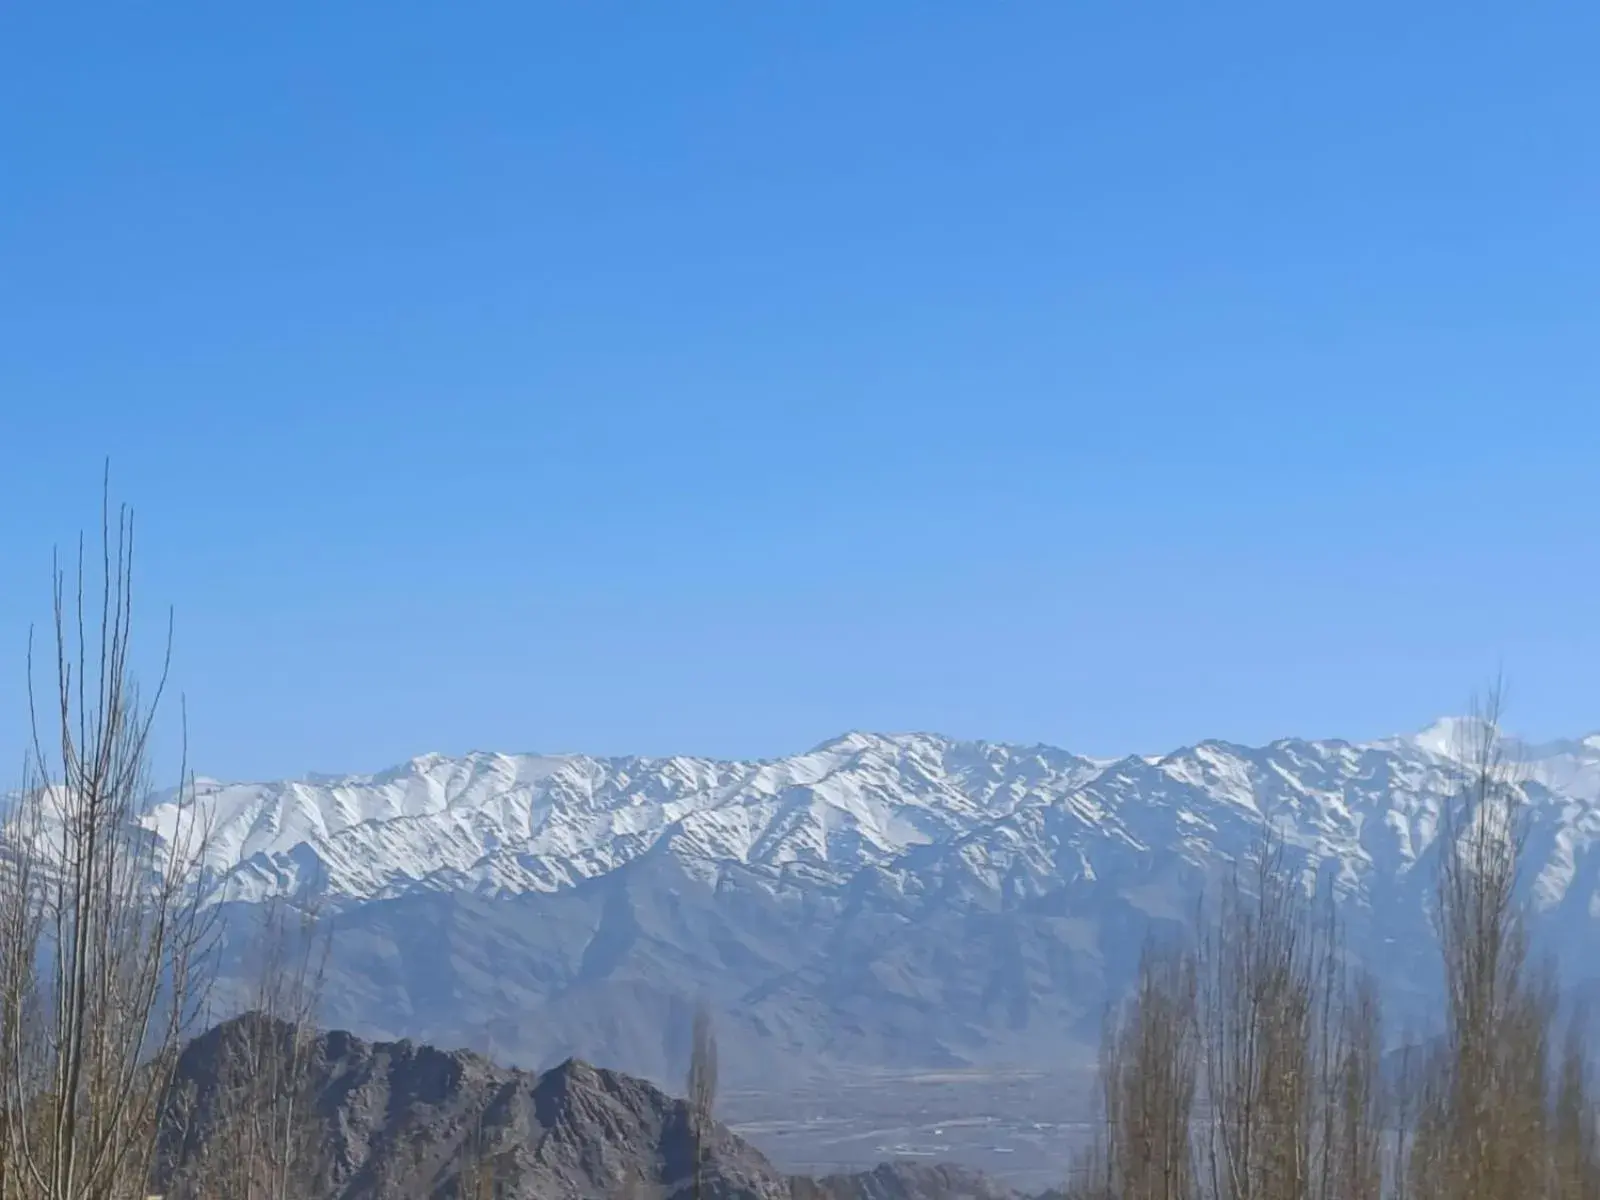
[180, 719, 1600, 1087]
[172, 717, 1600, 912]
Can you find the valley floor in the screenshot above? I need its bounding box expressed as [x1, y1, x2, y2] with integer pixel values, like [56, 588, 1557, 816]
[722, 1067, 1098, 1192]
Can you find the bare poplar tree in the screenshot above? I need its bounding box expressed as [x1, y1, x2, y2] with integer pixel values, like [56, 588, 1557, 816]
[167, 895, 329, 1200]
[686, 1003, 718, 1200]
[1198, 830, 1323, 1200]
[1067, 684, 1600, 1200]
[1327, 974, 1382, 1200]
[0, 483, 214, 1200]
[1385, 1038, 1422, 1200]
[1069, 825, 1384, 1200]
[1550, 1009, 1600, 1200]
[1101, 939, 1201, 1200]
[454, 1108, 498, 1200]
[454, 1082, 522, 1200]
[1063, 1134, 1113, 1200]
[1407, 686, 1549, 1200]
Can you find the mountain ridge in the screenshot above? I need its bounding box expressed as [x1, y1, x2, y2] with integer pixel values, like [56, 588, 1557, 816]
[158, 720, 1600, 919]
[180, 719, 1600, 1119]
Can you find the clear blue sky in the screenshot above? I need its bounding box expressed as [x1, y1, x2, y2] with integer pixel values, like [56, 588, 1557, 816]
[2, 2, 1597, 781]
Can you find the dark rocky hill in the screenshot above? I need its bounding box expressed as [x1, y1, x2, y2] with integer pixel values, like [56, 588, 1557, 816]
[161, 1016, 1030, 1200]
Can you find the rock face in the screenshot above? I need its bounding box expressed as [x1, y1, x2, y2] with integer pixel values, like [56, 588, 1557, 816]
[164, 1017, 1027, 1200]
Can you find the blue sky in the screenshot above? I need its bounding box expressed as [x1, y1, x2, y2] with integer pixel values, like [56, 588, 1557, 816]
[2, 2, 1597, 780]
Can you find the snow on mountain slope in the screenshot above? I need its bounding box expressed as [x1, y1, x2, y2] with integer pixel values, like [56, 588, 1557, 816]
[153, 722, 1600, 924]
[159, 735, 1097, 901]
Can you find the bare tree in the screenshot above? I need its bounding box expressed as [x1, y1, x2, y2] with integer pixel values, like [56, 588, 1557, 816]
[1063, 1138, 1114, 1200]
[1385, 1033, 1429, 1200]
[1068, 824, 1386, 1200]
[167, 895, 329, 1200]
[1385, 1036, 1418, 1200]
[1327, 973, 1382, 1200]
[454, 1107, 498, 1200]
[1063, 685, 1600, 1200]
[1550, 1009, 1600, 1200]
[685, 1003, 718, 1200]
[1198, 830, 1324, 1200]
[0, 482, 215, 1200]
[1379, 682, 1600, 1200]
[1098, 938, 1200, 1200]
[454, 1083, 524, 1200]
[1406, 686, 1550, 1200]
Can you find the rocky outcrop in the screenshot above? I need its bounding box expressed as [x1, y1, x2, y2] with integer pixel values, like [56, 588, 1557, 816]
[163, 1017, 1027, 1200]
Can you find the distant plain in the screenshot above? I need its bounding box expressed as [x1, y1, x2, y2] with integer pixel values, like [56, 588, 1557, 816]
[724, 1067, 1098, 1191]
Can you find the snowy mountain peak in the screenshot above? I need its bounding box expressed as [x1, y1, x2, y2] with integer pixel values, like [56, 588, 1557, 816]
[1405, 715, 1497, 759]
